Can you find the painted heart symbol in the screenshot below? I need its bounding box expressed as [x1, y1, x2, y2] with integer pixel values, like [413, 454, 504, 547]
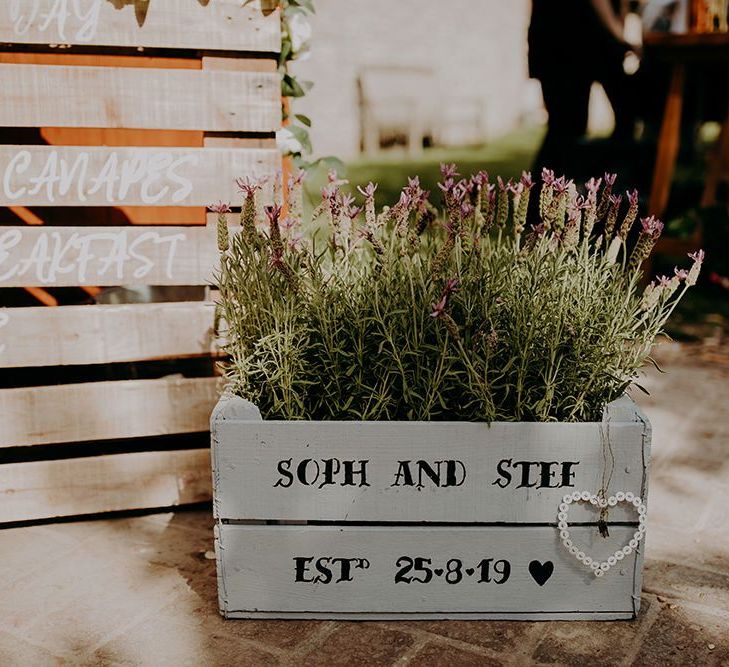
[528, 560, 554, 586]
[465, 568, 474, 576]
[557, 490, 647, 577]
[433, 568, 443, 576]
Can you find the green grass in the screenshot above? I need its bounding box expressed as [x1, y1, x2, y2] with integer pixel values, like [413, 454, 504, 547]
[304, 127, 543, 210]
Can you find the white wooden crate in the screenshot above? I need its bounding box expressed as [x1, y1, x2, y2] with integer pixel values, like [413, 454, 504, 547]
[211, 395, 652, 620]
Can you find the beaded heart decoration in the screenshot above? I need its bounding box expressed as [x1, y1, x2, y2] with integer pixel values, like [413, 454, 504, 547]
[557, 490, 647, 577]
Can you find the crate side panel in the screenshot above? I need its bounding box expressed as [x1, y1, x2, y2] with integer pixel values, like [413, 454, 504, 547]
[214, 418, 649, 524]
[217, 525, 641, 618]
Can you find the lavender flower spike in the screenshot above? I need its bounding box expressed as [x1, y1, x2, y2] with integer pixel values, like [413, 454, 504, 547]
[210, 201, 231, 251]
[686, 249, 705, 286]
[628, 216, 664, 272]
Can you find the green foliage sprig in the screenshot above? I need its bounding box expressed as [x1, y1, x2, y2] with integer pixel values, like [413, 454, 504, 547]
[277, 0, 315, 160]
[212, 166, 703, 423]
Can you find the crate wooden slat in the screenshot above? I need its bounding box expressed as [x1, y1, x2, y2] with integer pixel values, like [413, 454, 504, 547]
[0, 377, 219, 448]
[0, 145, 279, 206]
[213, 418, 649, 525]
[216, 524, 642, 620]
[0, 64, 280, 131]
[0, 302, 216, 368]
[0, 225, 224, 287]
[0, 449, 212, 524]
[0, 0, 280, 53]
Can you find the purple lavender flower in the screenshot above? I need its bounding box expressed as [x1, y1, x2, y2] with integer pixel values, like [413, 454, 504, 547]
[603, 172, 617, 186]
[208, 201, 231, 214]
[346, 205, 363, 220]
[520, 171, 534, 189]
[509, 181, 525, 196]
[430, 278, 460, 318]
[541, 168, 555, 185]
[321, 185, 337, 200]
[287, 169, 305, 190]
[357, 182, 378, 199]
[265, 204, 282, 224]
[443, 278, 460, 296]
[236, 176, 266, 196]
[496, 176, 509, 192]
[440, 163, 459, 179]
[674, 267, 689, 281]
[585, 177, 602, 195]
[553, 176, 571, 195]
[437, 178, 455, 194]
[340, 193, 356, 210]
[609, 193, 623, 206]
[686, 249, 705, 286]
[640, 216, 664, 240]
[471, 171, 489, 188]
[430, 295, 448, 319]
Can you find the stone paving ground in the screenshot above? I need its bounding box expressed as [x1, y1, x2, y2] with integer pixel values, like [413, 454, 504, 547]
[0, 343, 728, 666]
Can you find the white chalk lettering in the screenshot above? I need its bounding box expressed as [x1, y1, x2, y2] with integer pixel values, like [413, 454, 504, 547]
[0, 230, 22, 282]
[2, 149, 198, 205]
[10, 0, 102, 43]
[0, 311, 9, 356]
[0, 230, 187, 285]
[3, 151, 31, 200]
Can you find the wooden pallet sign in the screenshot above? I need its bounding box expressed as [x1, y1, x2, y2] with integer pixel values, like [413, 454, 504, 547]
[211, 396, 652, 620]
[0, 0, 281, 523]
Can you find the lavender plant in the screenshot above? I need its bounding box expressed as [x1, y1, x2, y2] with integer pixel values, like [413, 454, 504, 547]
[211, 166, 703, 423]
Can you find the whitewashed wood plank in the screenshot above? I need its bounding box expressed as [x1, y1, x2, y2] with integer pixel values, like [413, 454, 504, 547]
[0, 302, 217, 368]
[211, 396, 650, 524]
[0, 376, 219, 447]
[0, 225, 223, 287]
[0, 145, 278, 206]
[216, 525, 642, 618]
[0, 448, 211, 523]
[0, 0, 280, 52]
[0, 64, 280, 131]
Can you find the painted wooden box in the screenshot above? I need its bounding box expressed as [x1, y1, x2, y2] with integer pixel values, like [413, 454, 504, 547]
[211, 394, 651, 621]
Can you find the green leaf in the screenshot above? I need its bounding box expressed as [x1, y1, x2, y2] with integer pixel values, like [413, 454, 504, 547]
[287, 124, 312, 153]
[312, 156, 347, 175]
[278, 39, 292, 68]
[294, 113, 312, 127]
[281, 73, 306, 98]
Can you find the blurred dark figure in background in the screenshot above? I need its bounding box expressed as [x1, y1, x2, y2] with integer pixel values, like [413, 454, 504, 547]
[529, 0, 640, 177]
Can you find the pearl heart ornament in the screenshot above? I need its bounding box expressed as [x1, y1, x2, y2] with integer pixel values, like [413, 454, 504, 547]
[557, 490, 647, 577]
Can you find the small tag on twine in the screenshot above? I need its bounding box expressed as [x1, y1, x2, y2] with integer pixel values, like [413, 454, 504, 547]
[598, 509, 610, 538]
